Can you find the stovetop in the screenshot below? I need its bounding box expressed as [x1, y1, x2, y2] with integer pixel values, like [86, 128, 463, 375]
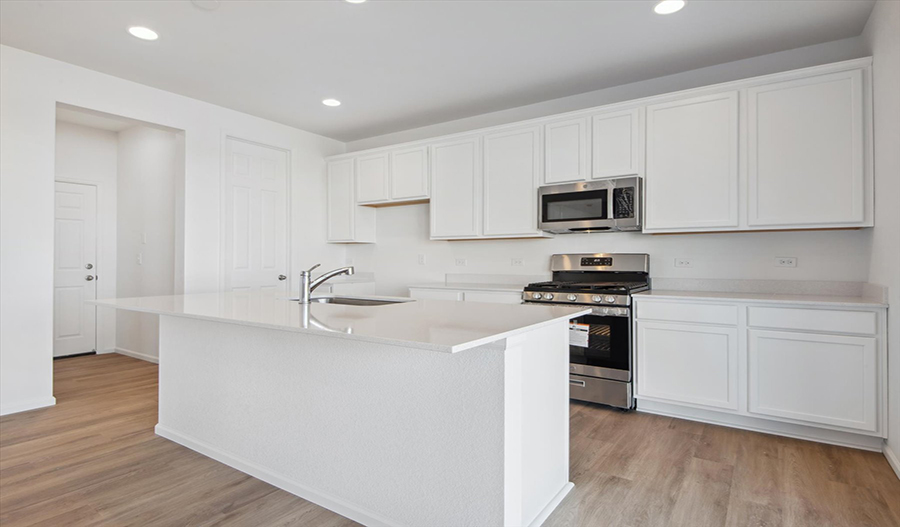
[525, 280, 648, 293]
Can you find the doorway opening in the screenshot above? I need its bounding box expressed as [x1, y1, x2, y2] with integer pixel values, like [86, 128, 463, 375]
[53, 104, 186, 364]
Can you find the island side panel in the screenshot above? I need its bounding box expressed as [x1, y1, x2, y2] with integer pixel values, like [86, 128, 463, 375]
[155, 314, 507, 527]
[503, 322, 572, 527]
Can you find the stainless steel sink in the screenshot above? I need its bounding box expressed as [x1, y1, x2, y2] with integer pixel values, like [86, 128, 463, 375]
[291, 296, 412, 306]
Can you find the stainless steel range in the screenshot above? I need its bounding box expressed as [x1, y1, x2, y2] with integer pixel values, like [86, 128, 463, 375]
[522, 253, 650, 409]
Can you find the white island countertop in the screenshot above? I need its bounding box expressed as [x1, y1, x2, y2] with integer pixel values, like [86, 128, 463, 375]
[91, 292, 588, 353]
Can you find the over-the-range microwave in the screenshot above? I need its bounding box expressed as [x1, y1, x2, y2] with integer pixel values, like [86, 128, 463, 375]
[538, 176, 641, 234]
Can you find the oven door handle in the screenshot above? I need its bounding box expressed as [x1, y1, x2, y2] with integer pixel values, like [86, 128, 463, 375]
[569, 379, 586, 387]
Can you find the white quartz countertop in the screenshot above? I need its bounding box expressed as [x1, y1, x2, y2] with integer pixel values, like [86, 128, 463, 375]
[408, 282, 527, 293]
[635, 290, 888, 308]
[91, 292, 588, 353]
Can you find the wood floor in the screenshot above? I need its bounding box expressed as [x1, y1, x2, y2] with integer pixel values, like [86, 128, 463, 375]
[1, 354, 898, 526]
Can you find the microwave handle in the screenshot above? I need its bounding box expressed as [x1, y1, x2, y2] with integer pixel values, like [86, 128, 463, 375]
[607, 183, 616, 222]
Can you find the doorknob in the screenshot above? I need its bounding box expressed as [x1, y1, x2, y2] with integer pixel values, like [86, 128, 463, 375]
[85, 275, 95, 281]
[278, 275, 287, 281]
[85, 263, 93, 270]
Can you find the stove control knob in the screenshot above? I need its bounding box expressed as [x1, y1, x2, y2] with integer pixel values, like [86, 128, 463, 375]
[531, 292, 542, 300]
[591, 295, 603, 303]
[567, 294, 578, 302]
[605, 295, 617, 304]
[544, 293, 554, 301]
[599, 307, 609, 315]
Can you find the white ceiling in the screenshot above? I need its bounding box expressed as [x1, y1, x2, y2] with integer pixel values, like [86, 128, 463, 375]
[1, 0, 875, 142]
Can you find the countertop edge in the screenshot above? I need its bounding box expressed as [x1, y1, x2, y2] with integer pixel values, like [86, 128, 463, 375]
[634, 290, 888, 308]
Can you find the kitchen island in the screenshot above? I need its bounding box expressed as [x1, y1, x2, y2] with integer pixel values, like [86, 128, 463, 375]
[92, 292, 588, 527]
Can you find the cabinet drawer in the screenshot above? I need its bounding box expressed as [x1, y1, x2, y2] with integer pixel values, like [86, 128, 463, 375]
[408, 289, 463, 301]
[747, 306, 876, 335]
[636, 300, 738, 326]
[463, 291, 522, 304]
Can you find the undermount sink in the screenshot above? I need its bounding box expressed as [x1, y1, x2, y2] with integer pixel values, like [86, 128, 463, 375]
[297, 296, 413, 306]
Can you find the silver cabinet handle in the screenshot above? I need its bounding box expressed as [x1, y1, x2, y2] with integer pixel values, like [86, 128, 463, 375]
[85, 275, 95, 281]
[85, 263, 93, 270]
[278, 275, 287, 281]
[570, 379, 586, 387]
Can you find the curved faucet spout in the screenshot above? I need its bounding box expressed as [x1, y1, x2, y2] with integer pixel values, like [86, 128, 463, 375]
[297, 265, 355, 304]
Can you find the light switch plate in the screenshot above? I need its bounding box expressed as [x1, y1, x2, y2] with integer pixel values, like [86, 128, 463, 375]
[674, 258, 693, 268]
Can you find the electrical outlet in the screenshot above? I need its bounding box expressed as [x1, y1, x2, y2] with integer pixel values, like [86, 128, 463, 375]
[455, 258, 467, 267]
[511, 258, 523, 267]
[417, 254, 427, 265]
[674, 258, 693, 268]
[776, 257, 797, 268]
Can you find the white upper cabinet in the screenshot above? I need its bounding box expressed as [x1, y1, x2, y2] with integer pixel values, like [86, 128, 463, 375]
[430, 136, 481, 239]
[645, 91, 740, 232]
[543, 117, 590, 184]
[747, 70, 868, 228]
[483, 125, 543, 237]
[390, 146, 429, 201]
[592, 108, 642, 180]
[327, 159, 375, 243]
[355, 152, 390, 204]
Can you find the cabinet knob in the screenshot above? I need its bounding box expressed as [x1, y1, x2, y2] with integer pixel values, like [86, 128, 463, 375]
[85, 275, 95, 281]
[278, 275, 287, 281]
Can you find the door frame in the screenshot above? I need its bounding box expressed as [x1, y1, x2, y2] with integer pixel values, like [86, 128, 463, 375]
[53, 179, 103, 356]
[218, 132, 293, 295]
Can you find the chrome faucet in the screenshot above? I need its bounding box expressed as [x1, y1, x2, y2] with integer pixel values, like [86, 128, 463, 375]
[297, 263, 355, 303]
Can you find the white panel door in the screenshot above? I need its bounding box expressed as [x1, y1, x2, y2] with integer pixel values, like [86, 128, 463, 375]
[483, 125, 541, 237]
[645, 92, 739, 231]
[356, 152, 390, 204]
[223, 138, 289, 296]
[592, 108, 642, 179]
[390, 146, 429, 201]
[747, 70, 865, 227]
[430, 136, 481, 238]
[544, 117, 589, 184]
[748, 329, 877, 432]
[54, 182, 97, 357]
[636, 320, 739, 410]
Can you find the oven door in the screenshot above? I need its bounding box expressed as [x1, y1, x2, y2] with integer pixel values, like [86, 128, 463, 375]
[568, 312, 631, 382]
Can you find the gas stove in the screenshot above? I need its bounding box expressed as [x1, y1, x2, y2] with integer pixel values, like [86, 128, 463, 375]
[522, 254, 650, 308]
[523, 253, 649, 410]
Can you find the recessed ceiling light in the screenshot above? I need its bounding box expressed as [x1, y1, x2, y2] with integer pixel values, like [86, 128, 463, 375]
[654, 0, 685, 15]
[128, 26, 159, 41]
[345, 0, 367, 3]
[322, 99, 342, 107]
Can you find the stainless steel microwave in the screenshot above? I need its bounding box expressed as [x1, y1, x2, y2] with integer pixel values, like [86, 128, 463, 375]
[538, 177, 641, 233]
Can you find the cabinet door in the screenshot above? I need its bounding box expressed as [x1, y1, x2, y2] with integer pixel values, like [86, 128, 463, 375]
[390, 146, 429, 201]
[544, 117, 589, 184]
[430, 137, 481, 238]
[747, 70, 866, 227]
[645, 92, 739, 232]
[592, 108, 641, 179]
[327, 159, 355, 242]
[636, 320, 739, 410]
[483, 126, 542, 237]
[356, 152, 390, 204]
[748, 329, 877, 432]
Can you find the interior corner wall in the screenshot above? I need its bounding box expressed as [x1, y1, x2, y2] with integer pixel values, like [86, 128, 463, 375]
[0, 44, 346, 415]
[53, 121, 119, 356]
[862, 0, 900, 471]
[116, 126, 178, 361]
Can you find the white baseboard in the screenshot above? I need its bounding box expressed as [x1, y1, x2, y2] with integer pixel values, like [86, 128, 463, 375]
[0, 396, 56, 416]
[528, 482, 574, 527]
[115, 347, 159, 364]
[884, 443, 900, 481]
[154, 424, 398, 527]
[637, 399, 885, 452]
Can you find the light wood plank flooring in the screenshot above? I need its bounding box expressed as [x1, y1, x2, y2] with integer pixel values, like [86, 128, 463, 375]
[1, 354, 898, 526]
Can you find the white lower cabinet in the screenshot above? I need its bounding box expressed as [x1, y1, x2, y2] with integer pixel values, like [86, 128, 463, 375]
[408, 287, 521, 304]
[748, 329, 877, 432]
[636, 321, 738, 411]
[634, 297, 886, 446]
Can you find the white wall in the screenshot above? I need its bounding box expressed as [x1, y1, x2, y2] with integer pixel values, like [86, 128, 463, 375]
[0, 45, 345, 415]
[54, 121, 119, 355]
[116, 126, 179, 362]
[862, 0, 900, 473]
